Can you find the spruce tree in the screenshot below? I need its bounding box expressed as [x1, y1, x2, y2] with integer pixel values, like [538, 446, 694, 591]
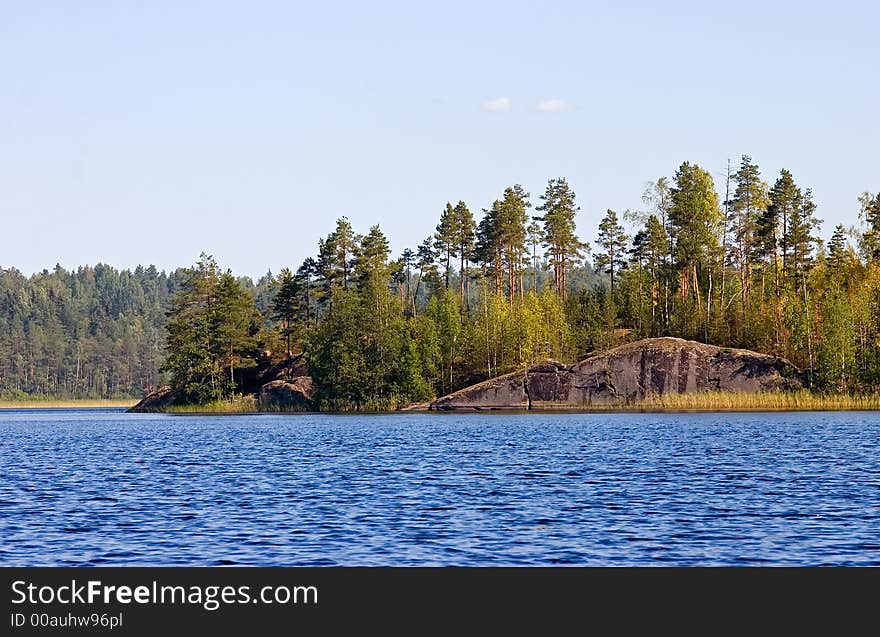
[786, 188, 821, 289]
[827, 224, 848, 272]
[731, 155, 768, 306]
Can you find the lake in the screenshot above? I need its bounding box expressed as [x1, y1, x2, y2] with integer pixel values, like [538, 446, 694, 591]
[1, 409, 878, 566]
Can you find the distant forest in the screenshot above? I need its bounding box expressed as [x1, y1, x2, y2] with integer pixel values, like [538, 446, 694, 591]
[3, 157, 880, 406]
[0, 264, 276, 399]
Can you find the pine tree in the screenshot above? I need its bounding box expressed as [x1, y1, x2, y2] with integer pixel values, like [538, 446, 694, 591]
[630, 214, 667, 335]
[536, 178, 586, 300]
[730, 155, 768, 308]
[476, 200, 503, 295]
[453, 201, 476, 309]
[317, 217, 359, 303]
[212, 271, 259, 393]
[757, 170, 800, 290]
[786, 188, 821, 290]
[642, 178, 674, 331]
[161, 254, 222, 403]
[595, 209, 629, 297]
[356, 225, 391, 285]
[161, 254, 258, 402]
[497, 185, 531, 301]
[272, 268, 301, 361]
[295, 257, 317, 325]
[413, 237, 437, 308]
[434, 203, 460, 291]
[400, 248, 416, 315]
[526, 220, 542, 293]
[356, 225, 392, 322]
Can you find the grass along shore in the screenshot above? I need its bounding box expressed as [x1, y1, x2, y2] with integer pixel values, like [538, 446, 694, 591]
[0, 398, 138, 409]
[581, 390, 880, 412]
[160, 395, 261, 414]
[142, 390, 880, 413]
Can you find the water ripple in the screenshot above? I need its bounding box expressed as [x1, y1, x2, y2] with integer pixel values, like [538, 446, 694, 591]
[0, 408, 879, 565]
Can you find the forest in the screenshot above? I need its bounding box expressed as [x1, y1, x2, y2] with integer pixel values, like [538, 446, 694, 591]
[0, 264, 274, 400]
[3, 156, 880, 407]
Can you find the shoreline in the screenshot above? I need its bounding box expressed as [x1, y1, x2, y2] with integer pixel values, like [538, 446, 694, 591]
[0, 399, 138, 410]
[141, 389, 880, 414]
[5, 394, 880, 414]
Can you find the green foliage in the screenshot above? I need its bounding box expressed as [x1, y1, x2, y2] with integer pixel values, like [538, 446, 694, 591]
[669, 162, 722, 270]
[435, 203, 460, 290]
[271, 268, 301, 357]
[731, 155, 769, 273]
[536, 177, 587, 299]
[0, 263, 173, 399]
[453, 201, 476, 306]
[317, 217, 359, 302]
[304, 287, 437, 411]
[161, 254, 260, 403]
[425, 290, 462, 394]
[595, 209, 629, 297]
[858, 192, 880, 261]
[8, 162, 880, 408]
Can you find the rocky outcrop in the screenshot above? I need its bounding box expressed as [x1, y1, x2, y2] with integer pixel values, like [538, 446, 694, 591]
[128, 385, 176, 412]
[128, 376, 315, 412]
[257, 377, 314, 411]
[430, 338, 804, 410]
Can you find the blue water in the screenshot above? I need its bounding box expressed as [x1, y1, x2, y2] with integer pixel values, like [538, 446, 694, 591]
[1, 409, 878, 566]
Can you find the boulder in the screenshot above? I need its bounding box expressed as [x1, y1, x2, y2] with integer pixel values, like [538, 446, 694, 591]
[257, 377, 314, 411]
[430, 371, 530, 411]
[430, 338, 804, 410]
[128, 385, 176, 412]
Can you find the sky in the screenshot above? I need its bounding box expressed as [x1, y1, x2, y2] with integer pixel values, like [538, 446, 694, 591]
[1, 1, 877, 278]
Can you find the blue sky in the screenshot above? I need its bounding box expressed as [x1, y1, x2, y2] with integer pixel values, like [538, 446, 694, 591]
[1, 1, 877, 277]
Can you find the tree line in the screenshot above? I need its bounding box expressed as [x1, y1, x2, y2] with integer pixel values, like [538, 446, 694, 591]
[0, 262, 278, 399]
[0, 264, 176, 399]
[162, 158, 880, 409]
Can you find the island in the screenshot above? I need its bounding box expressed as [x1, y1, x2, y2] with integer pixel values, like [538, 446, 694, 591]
[6, 170, 880, 413]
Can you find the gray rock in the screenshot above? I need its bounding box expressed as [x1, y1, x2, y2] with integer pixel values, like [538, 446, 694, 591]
[128, 385, 176, 412]
[257, 377, 314, 411]
[430, 338, 804, 410]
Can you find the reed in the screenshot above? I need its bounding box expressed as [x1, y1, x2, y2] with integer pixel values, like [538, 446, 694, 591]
[162, 395, 259, 414]
[0, 398, 138, 409]
[607, 390, 880, 412]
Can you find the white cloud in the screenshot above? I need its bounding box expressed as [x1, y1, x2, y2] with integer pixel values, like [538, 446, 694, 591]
[482, 96, 512, 113]
[535, 98, 573, 113]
